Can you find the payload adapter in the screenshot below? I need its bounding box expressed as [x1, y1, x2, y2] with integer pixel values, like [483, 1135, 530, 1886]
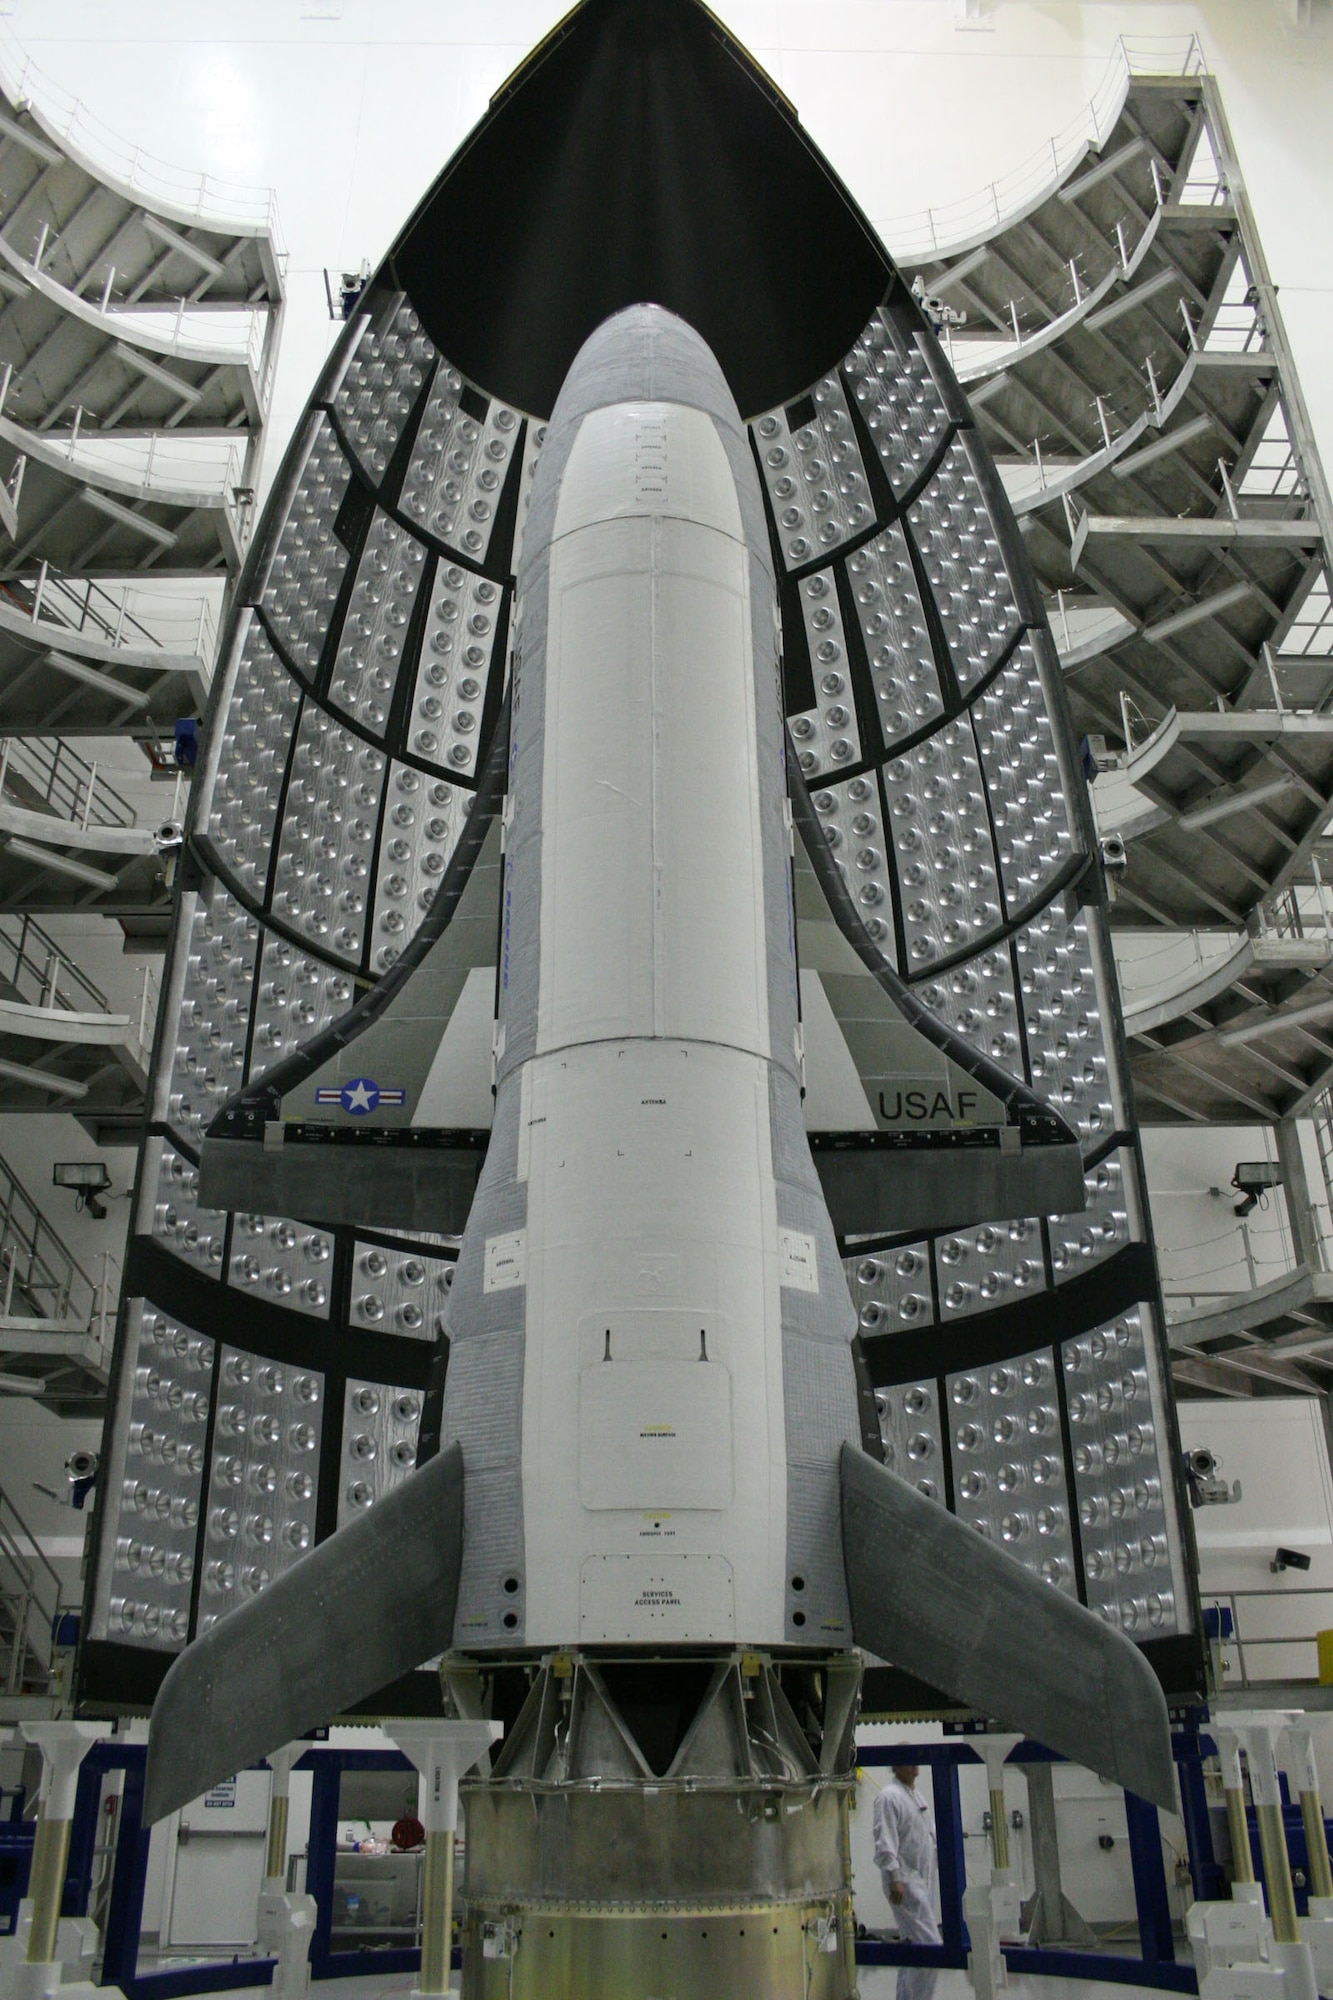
[81, 4, 1200, 1994]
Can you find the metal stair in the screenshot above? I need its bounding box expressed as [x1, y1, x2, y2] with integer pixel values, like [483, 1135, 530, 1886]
[0, 34, 282, 1440]
[0, 1144, 114, 1414]
[0, 563, 210, 738]
[900, 60, 1333, 1133]
[0, 1475, 74, 1704]
[890, 49, 1333, 1401]
[0, 730, 180, 937]
[0, 911, 156, 1126]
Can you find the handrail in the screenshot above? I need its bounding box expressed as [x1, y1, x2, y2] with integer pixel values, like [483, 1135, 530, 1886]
[0, 1516, 36, 1696]
[0, 734, 135, 832]
[0, 24, 282, 244]
[0, 1146, 99, 1331]
[877, 35, 1208, 262]
[0, 1475, 68, 1696]
[90, 1246, 123, 1364]
[23, 566, 160, 654]
[132, 962, 161, 1069]
[0, 912, 109, 1014]
[0, 1483, 62, 1615]
[1209, 1586, 1333, 1691]
[17, 422, 245, 512]
[0, 565, 218, 665]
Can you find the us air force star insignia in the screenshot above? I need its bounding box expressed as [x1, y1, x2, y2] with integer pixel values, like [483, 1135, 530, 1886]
[313, 1080, 407, 1112]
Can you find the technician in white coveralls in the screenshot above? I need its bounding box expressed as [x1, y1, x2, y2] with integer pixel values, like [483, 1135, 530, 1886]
[873, 1764, 941, 2000]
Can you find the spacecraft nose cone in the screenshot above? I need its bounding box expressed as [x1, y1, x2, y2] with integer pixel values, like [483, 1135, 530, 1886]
[550, 302, 744, 432]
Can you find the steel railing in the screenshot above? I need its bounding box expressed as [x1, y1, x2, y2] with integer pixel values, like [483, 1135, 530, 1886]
[0, 912, 158, 1076]
[28, 423, 247, 513]
[132, 962, 161, 1070]
[0, 735, 134, 833]
[23, 560, 164, 653]
[1208, 1587, 1333, 1690]
[103, 297, 274, 378]
[0, 913, 109, 1014]
[0, 25, 283, 244]
[1, 561, 218, 666]
[0, 1150, 100, 1332]
[0, 1478, 74, 1696]
[876, 35, 1207, 260]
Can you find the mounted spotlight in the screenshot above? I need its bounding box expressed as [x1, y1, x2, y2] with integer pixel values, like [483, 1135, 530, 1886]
[65, 1449, 98, 1509]
[1098, 832, 1128, 902]
[1232, 1161, 1282, 1218]
[909, 273, 966, 332]
[1272, 1548, 1312, 1574]
[1184, 1448, 1242, 1508]
[52, 1160, 112, 1220]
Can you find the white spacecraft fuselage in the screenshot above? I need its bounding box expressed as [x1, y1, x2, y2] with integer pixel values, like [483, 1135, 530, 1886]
[441, 315, 863, 1653]
[520, 401, 795, 1645]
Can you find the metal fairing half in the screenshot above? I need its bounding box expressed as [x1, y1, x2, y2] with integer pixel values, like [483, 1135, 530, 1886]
[82, 0, 1201, 1758]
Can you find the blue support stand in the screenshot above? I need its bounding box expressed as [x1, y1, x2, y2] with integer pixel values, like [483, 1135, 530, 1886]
[78, 1725, 1216, 1995]
[303, 1756, 341, 1982]
[100, 1748, 150, 1994]
[0, 1820, 34, 1938]
[64, 1757, 105, 1919]
[297, 1747, 421, 1982]
[932, 1759, 968, 1963]
[3, 1747, 131, 1948]
[72, 1740, 444, 1997]
[1175, 1723, 1223, 1904]
[70, 1741, 272, 2000]
[857, 1746, 970, 1973]
[1126, 1793, 1176, 1972]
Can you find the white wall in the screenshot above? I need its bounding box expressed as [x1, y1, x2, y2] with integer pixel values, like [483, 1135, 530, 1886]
[1178, 1398, 1333, 1719]
[1141, 1123, 1298, 1305]
[0, 1394, 101, 1584]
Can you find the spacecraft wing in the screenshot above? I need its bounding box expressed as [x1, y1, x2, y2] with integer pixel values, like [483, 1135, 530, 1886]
[840, 1444, 1175, 1811]
[144, 1441, 465, 1823]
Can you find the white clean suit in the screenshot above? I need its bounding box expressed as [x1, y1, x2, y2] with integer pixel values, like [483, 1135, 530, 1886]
[873, 1771, 941, 2000]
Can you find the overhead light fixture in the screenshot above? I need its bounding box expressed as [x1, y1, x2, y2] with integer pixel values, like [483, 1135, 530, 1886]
[53, 1161, 113, 1220]
[1231, 1161, 1282, 1218]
